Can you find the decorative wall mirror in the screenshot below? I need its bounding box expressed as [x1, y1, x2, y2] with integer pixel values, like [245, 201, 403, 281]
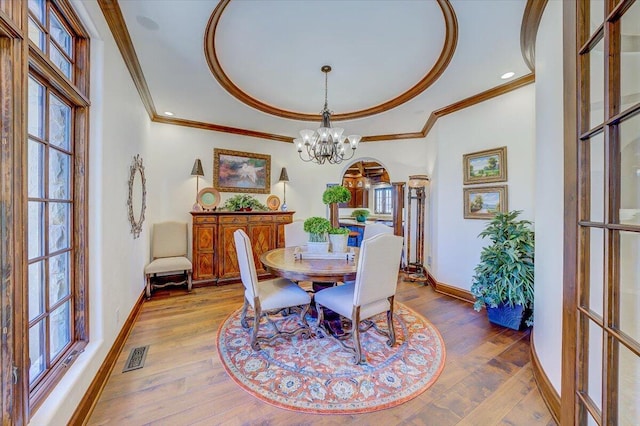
[127, 154, 147, 239]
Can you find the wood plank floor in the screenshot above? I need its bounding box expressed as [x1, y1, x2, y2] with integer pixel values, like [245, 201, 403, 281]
[88, 276, 556, 425]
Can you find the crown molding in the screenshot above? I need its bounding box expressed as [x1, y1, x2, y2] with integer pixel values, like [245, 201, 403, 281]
[99, 0, 534, 144]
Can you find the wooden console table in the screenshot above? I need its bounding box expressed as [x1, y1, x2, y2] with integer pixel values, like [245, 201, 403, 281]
[191, 210, 294, 285]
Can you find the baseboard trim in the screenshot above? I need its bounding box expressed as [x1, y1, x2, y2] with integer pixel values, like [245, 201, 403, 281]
[432, 281, 475, 304]
[530, 330, 561, 424]
[69, 290, 146, 425]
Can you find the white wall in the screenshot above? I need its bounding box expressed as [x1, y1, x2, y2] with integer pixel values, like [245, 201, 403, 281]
[144, 122, 431, 227]
[430, 85, 535, 289]
[532, 0, 564, 394]
[30, 2, 153, 424]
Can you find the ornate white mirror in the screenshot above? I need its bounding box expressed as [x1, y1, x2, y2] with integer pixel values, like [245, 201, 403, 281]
[127, 154, 147, 239]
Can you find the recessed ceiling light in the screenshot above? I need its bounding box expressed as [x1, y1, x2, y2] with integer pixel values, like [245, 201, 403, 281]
[501, 72, 515, 79]
[164, 111, 175, 116]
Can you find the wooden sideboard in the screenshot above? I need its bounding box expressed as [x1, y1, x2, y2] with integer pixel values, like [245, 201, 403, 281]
[191, 211, 294, 285]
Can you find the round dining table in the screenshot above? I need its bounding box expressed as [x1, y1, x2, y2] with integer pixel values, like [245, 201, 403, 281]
[260, 247, 358, 284]
[260, 247, 359, 336]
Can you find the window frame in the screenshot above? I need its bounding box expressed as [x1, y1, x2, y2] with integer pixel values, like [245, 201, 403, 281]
[22, 0, 90, 415]
[374, 186, 393, 215]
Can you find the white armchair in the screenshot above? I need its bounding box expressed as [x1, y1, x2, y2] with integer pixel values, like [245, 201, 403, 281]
[144, 222, 192, 298]
[362, 222, 393, 241]
[234, 229, 312, 350]
[314, 233, 404, 364]
[284, 220, 308, 248]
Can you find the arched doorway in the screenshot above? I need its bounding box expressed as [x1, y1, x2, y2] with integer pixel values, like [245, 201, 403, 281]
[340, 160, 391, 210]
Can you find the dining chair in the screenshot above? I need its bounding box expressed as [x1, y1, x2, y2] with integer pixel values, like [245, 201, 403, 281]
[314, 233, 404, 364]
[144, 222, 192, 299]
[284, 220, 308, 248]
[233, 229, 312, 350]
[362, 222, 393, 241]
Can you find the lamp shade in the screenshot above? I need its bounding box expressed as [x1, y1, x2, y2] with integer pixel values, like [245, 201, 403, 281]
[278, 167, 289, 182]
[191, 159, 204, 177]
[408, 174, 430, 188]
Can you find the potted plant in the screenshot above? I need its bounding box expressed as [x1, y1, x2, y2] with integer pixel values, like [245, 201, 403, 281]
[351, 209, 370, 223]
[328, 227, 349, 253]
[470, 210, 535, 330]
[323, 185, 352, 228]
[303, 216, 331, 253]
[222, 194, 268, 212]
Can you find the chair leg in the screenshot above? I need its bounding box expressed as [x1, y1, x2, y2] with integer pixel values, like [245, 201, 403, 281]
[187, 270, 192, 292]
[386, 296, 396, 346]
[315, 300, 324, 328]
[250, 299, 262, 351]
[352, 307, 365, 364]
[240, 297, 250, 329]
[145, 274, 151, 299]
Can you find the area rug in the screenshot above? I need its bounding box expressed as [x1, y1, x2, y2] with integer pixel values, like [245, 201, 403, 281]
[216, 303, 446, 414]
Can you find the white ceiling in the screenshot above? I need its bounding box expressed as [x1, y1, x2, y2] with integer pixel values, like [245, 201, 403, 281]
[116, 0, 532, 140]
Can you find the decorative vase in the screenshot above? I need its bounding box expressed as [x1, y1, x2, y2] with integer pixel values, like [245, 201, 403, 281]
[329, 234, 348, 253]
[307, 241, 329, 254]
[486, 303, 531, 330]
[356, 216, 366, 223]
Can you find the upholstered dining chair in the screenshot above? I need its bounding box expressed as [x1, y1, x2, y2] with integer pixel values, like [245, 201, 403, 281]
[314, 233, 404, 364]
[144, 221, 192, 299]
[284, 220, 308, 248]
[362, 222, 393, 241]
[233, 229, 312, 350]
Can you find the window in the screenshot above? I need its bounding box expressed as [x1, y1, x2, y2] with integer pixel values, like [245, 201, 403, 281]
[24, 0, 89, 412]
[374, 187, 393, 215]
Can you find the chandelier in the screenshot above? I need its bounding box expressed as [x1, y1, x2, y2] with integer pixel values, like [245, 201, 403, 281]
[295, 65, 361, 165]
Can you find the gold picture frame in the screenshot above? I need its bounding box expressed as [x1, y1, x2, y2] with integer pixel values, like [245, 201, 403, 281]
[214, 148, 271, 194]
[463, 185, 508, 219]
[463, 146, 507, 185]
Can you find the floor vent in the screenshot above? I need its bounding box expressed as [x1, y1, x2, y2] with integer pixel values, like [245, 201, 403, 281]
[123, 345, 149, 372]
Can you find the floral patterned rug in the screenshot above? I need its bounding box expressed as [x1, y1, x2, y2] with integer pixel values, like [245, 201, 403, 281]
[216, 303, 446, 414]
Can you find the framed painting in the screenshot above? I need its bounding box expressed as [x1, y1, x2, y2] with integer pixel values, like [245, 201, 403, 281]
[463, 146, 507, 185]
[463, 185, 508, 219]
[214, 148, 271, 194]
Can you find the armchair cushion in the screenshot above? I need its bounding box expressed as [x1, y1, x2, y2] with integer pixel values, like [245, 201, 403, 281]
[253, 277, 311, 311]
[145, 256, 192, 274]
[314, 282, 390, 320]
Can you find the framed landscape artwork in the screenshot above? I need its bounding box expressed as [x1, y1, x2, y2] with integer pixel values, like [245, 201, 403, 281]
[463, 146, 507, 185]
[214, 148, 271, 194]
[463, 186, 508, 219]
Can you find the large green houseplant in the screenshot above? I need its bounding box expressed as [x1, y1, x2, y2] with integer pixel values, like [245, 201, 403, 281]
[470, 210, 535, 329]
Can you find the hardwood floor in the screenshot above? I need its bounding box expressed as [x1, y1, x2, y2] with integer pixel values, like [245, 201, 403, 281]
[87, 276, 555, 425]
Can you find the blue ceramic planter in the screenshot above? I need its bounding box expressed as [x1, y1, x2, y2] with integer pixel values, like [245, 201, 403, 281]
[486, 303, 531, 330]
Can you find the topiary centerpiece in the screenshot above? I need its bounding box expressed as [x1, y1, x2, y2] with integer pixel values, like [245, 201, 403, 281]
[322, 185, 352, 205]
[323, 185, 352, 228]
[222, 194, 268, 212]
[470, 210, 535, 330]
[328, 226, 349, 253]
[303, 216, 331, 253]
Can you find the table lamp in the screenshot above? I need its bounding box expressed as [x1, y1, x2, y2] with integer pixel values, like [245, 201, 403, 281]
[191, 159, 204, 211]
[278, 167, 289, 211]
